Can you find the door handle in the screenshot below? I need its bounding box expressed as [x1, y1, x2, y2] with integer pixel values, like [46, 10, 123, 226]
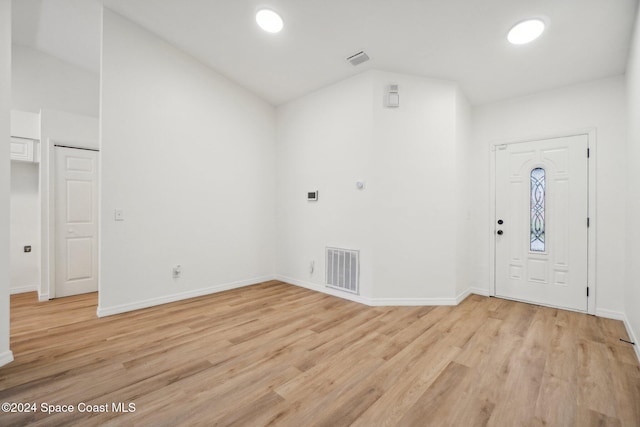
[497, 230, 504, 235]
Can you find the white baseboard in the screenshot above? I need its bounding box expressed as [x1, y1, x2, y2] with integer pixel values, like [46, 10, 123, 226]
[625, 318, 640, 364]
[469, 287, 491, 297]
[277, 276, 490, 307]
[621, 314, 640, 364]
[596, 308, 640, 364]
[595, 308, 626, 321]
[10, 285, 38, 295]
[372, 287, 490, 307]
[38, 293, 49, 302]
[455, 288, 473, 304]
[96, 275, 275, 317]
[276, 275, 371, 305]
[0, 350, 14, 367]
[624, 317, 640, 363]
[368, 297, 458, 306]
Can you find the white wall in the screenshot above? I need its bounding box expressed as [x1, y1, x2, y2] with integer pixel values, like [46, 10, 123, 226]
[11, 44, 99, 298]
[625, 6, 640, 358]
[277, 70, 468, 303]
[472, 76, 627, 314]
[276, 71, 375, 301]
[0, 0, 14, 367]
[12, 44, 99, 117]
[370, 71, 460, 300]
[10, 110, 40, 294]
[99, 9, 276, 315]
[10, 161, 39, 293]
[455, 88, 474, 297]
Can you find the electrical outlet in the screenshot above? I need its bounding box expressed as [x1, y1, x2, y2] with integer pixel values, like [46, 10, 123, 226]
[173, 265, 181, 278]
[309, 260, 315, 274]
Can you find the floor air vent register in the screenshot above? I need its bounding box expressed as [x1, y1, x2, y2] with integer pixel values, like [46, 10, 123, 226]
[326, 247, 360, 295]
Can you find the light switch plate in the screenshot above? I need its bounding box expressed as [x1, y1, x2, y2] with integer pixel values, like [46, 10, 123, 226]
[114, 209, 124, 221]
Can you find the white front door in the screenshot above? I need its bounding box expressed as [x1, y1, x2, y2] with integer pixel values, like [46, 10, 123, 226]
[55, 146, 99, 298]
[495, 135, 589, 311]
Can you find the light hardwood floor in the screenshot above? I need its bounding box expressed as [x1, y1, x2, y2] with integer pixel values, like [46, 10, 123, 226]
[1, 281, 639, 426]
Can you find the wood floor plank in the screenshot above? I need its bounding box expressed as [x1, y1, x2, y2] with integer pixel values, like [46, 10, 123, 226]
[533, 373, 577, 427]
[350, 339, 462, 426]
[610, 360, 640, 426]
[577, 339, 619, 418]
[1, 282, 639, 426]
[575, 407, 622, 427]
[396, 361, 470, 426]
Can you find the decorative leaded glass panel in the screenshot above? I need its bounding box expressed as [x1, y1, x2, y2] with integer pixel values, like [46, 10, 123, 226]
[530, 168, 545, 252]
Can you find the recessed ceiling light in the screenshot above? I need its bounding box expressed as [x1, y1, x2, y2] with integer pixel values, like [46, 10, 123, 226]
[256, 9, 283, 33]
[508, 19, 546, 45]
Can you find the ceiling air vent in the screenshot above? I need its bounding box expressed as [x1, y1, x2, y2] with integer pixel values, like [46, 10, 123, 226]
[346, 51, 370, 66]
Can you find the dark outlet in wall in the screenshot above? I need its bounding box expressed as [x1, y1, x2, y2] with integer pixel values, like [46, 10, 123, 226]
[24, 246, 31, 253]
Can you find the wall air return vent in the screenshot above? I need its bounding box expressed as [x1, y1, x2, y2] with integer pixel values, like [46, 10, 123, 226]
[326, 247, 359, 294]
[346, 51, 370, 66]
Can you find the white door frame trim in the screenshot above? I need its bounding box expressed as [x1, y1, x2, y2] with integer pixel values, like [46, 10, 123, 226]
[43, 139, 100, 301]
[489, 128, 596, 315]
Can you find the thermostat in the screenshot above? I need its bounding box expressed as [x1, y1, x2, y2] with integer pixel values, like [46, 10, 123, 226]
[307, 191, 318, 201]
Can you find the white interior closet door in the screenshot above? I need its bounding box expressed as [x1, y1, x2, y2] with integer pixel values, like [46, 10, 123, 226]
[55, 146, 99, 298]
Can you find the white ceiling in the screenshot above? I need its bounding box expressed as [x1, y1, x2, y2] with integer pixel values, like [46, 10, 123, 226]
[12, 0, 102, 72]
[12, 0, 639, 106]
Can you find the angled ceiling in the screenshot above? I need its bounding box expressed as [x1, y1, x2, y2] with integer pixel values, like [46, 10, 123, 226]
[12, 0, 102, 72]
[12, 0, 640, 106]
